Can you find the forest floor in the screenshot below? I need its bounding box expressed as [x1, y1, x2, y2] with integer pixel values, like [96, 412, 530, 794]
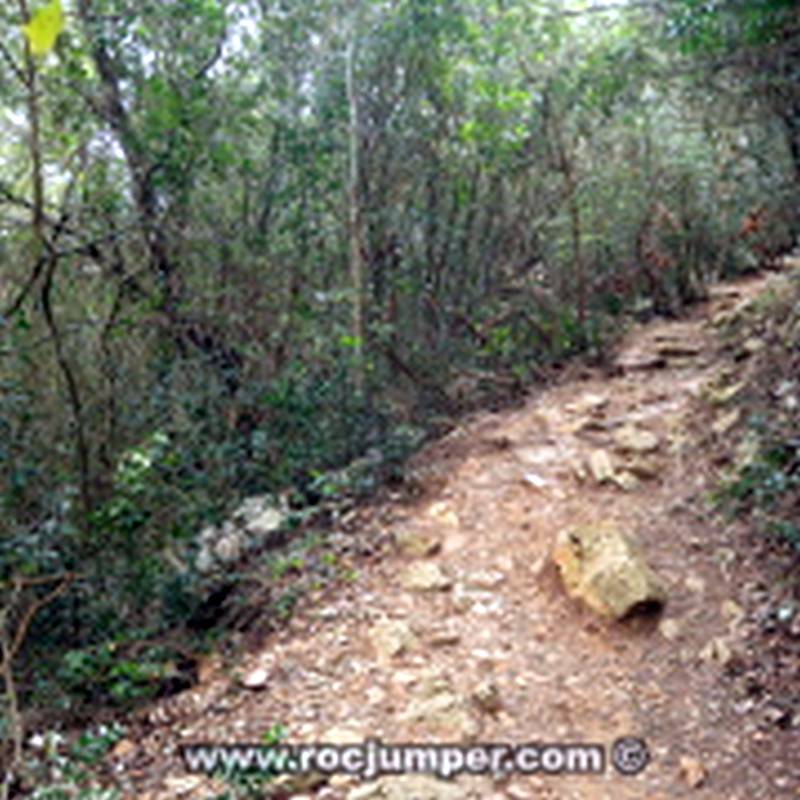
[110, 267, 799, 800]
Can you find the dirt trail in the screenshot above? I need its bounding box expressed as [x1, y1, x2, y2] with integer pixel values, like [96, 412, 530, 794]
[119, 271, 798, 800]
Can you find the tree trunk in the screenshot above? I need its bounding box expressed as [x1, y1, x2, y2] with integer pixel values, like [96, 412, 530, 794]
[346, 30, 366, 397]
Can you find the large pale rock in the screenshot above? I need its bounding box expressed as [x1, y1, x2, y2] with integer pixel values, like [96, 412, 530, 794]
[232, 495, 285, 537]
[552, 521, 667, 619]
[401, 562, 452, 592]
[613, 426, 660, 454]
[588, 450, 615, 484]
[212, 524, 245, 563]
[246, 506, 285, 538]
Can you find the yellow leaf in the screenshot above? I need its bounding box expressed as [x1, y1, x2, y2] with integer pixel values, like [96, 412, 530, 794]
[22, 0, 65, 57]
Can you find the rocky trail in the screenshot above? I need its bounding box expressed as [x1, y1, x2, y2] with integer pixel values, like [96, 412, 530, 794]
[112, 269, 799, 800]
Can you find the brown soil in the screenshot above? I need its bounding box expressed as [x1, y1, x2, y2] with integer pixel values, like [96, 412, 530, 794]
[111, 269, 799, 800]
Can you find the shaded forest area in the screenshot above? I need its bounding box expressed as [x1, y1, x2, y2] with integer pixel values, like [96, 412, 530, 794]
[0, 0, 798, 786]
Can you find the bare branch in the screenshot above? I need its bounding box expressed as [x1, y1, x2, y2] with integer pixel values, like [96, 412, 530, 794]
[0, 40, 25, 85]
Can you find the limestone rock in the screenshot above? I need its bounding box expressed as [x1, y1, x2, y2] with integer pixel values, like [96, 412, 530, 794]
[710, 310, 733, 328]
[588, 450, 615, 484]
[739, 336, 765, 357]
[370, 619, 416, 662]
[195, 547, 215, 574]
[426, 501, 460, 527]
[571, 416, 611, 434]
[614, 350, 667, 372]
[427, 624, 462, 648]
[416, 671, 452, 698]
[348, 776, 469, 800]
[471, 680, 502, 715]
[464, 570, 506, 590]
[613, 425, 660, 454]
[552, 521, 667, 619]
[240, 666, 270, 690]
[570, 458, 589, 482]
[246, 506, 285, 538]
[699, 637, 732, 667]
[685, 574, 706, 595]
[110, 738, 137, 760]
[721, 600, 745, 626]
[706, 381, 746, 405]
[395, 528, 443, 558]
[679, 756, 707, 788]
[612, 470, 640, 492]
[163, 776, 227, 797]
[655, 339, 702, 358]
[659, 618, 682, 641]
[324, 725, 364, 745]
[626, 456, 662, 480]
[213, 525, 245, 563]
[521, 471, 548, 490]
[401, 562, 452, 592]
[712, 408, 741, 435]
[401, 690, 479, 740]
[451, 585, 497, 614]
[505, 783, 537, 800]
[567, 393, 609, 415]
[348, 784, 384, 800]
[229, 495, 287, 543]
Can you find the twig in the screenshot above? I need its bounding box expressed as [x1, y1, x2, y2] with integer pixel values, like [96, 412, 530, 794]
[0, 573, 75, 800]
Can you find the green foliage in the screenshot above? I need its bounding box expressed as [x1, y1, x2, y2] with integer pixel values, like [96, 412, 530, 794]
[57, 642, 179, 707]
[667, 0, 796, 53]
[714, 272, 800, 550]
[719, 415, 800, 550]
[21, 724, 124, 799]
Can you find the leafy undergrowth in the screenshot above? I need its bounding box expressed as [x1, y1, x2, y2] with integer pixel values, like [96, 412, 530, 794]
[692, 264, 800, 738]
[712, 265, 800, 551]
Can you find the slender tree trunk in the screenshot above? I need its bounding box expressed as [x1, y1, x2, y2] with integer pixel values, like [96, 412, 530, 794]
[554, 130, 587, 333]
[17, 0, 93, 520]
[346, 30, 366, 397]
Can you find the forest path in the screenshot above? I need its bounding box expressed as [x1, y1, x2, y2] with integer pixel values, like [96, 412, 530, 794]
[121, 269, 797, 800]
